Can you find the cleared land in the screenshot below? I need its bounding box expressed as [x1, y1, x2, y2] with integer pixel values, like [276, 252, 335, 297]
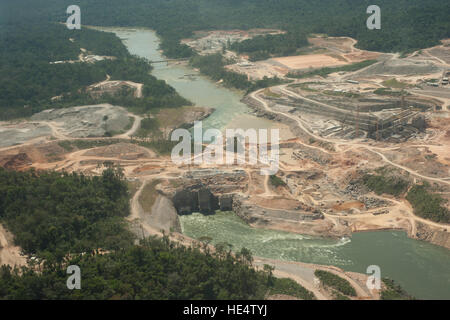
[273, 54, 348, 70]
[223, 35, 382, 80]
[1, 34, 449, 299]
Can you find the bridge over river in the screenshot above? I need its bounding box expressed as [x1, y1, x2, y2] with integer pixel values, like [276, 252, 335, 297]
[149, 58, 189, 64]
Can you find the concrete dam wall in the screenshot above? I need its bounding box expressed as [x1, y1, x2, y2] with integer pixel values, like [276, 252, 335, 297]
[172, 188, 233, 215]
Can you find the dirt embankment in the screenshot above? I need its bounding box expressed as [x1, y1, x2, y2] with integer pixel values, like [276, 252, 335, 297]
[415, 222, 450, 249]
[132, 178, 378, 300]
[232, 195, 351, 238]
[83, 142, 155, 160]
[133, 180, 182, 235]
[254, 256, 379, 300]
[148, 195, 182, 233]
[156, 106, 214, 138]
[0, 224, 27, 268]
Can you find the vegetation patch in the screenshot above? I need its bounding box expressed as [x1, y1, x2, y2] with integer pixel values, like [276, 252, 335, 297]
[127, 180, 143, 199]
[406, 183, 449, 223]
[58, 139, 122, 152]
[190, 54, 251, 90]
[0, 239, 276, 300]
[230, 32, 309, 62]
[134, 140, 179, 156]
[57, 140, 75, 152]
[270, 175, 287, 188]
[288, 82, 319, 92]
[123, 116, 135, 131]
[269, 277, 316, 300]
[139, 180, 162, 213]
[381, 278, 414, 300]
[332, 290, 351, 300]
[0, 168, 133, 257]
[323, 90, 360, 98]
[190, 53, 288, 92]
[381, 78, 410, 89]
[135, 118, 162, 139]
[263, 88, 281, 98]
[362, 173, 409, 197]
[373, 88, 409, 96]
[314, 270, 357, 297]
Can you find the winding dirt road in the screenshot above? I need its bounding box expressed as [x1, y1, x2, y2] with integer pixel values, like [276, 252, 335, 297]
[250, 88, 450, 186]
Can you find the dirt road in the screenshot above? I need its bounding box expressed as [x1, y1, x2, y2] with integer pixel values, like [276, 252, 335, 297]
[250, 88, 450, 186]
[254, 256, 376, 300]
[0, 224, 26, 267]
[116, 113, 143, 139]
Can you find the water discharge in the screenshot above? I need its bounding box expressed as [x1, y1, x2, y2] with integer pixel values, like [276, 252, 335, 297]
[180, 211, 450, 300]
[103, 27, 450, 300]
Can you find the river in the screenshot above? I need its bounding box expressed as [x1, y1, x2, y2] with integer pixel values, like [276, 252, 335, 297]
[101, 27, 284, 134]
[103, 27, 450, 300]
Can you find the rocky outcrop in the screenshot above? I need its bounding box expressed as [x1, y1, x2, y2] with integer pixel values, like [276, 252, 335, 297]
[232, 195, 324, 225]
[30, 104, 131, 138]
[415, 222, 450, 249]
[198, 188, 219, 213]
[172, 189, 199, 214]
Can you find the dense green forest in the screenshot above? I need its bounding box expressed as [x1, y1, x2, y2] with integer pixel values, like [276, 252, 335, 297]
[3, 0, 447, 58]
[0, 20, 190, 120]
[361, 169, 449, 223]
[269, 175, 287, 188]
[190, 54, 252, 90]
[0, 236, 315, 300]
[0, 168, 314, 300]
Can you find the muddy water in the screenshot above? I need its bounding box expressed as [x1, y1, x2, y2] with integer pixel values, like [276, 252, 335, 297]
[106, 27, 450, 300]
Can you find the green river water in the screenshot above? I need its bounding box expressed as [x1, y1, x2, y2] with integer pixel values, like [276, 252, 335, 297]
[104, 27, 450, 299]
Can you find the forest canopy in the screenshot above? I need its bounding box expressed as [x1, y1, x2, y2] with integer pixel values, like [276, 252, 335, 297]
[0, 21, 190, 120]
[0, 168, 315, 300]
[0, 168, 134, 257]
[0, 236, 315, 300]
[1, 0, 448, 117]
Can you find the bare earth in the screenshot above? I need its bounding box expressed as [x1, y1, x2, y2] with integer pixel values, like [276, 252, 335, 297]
[1, 35, 449, 299]
[273, 54, 348, 70]
[0, 224, 26, 267]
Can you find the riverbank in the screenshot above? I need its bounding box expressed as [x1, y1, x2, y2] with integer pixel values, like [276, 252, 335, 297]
[242, 89, 450, 251]
[128, 186, 379, 300]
